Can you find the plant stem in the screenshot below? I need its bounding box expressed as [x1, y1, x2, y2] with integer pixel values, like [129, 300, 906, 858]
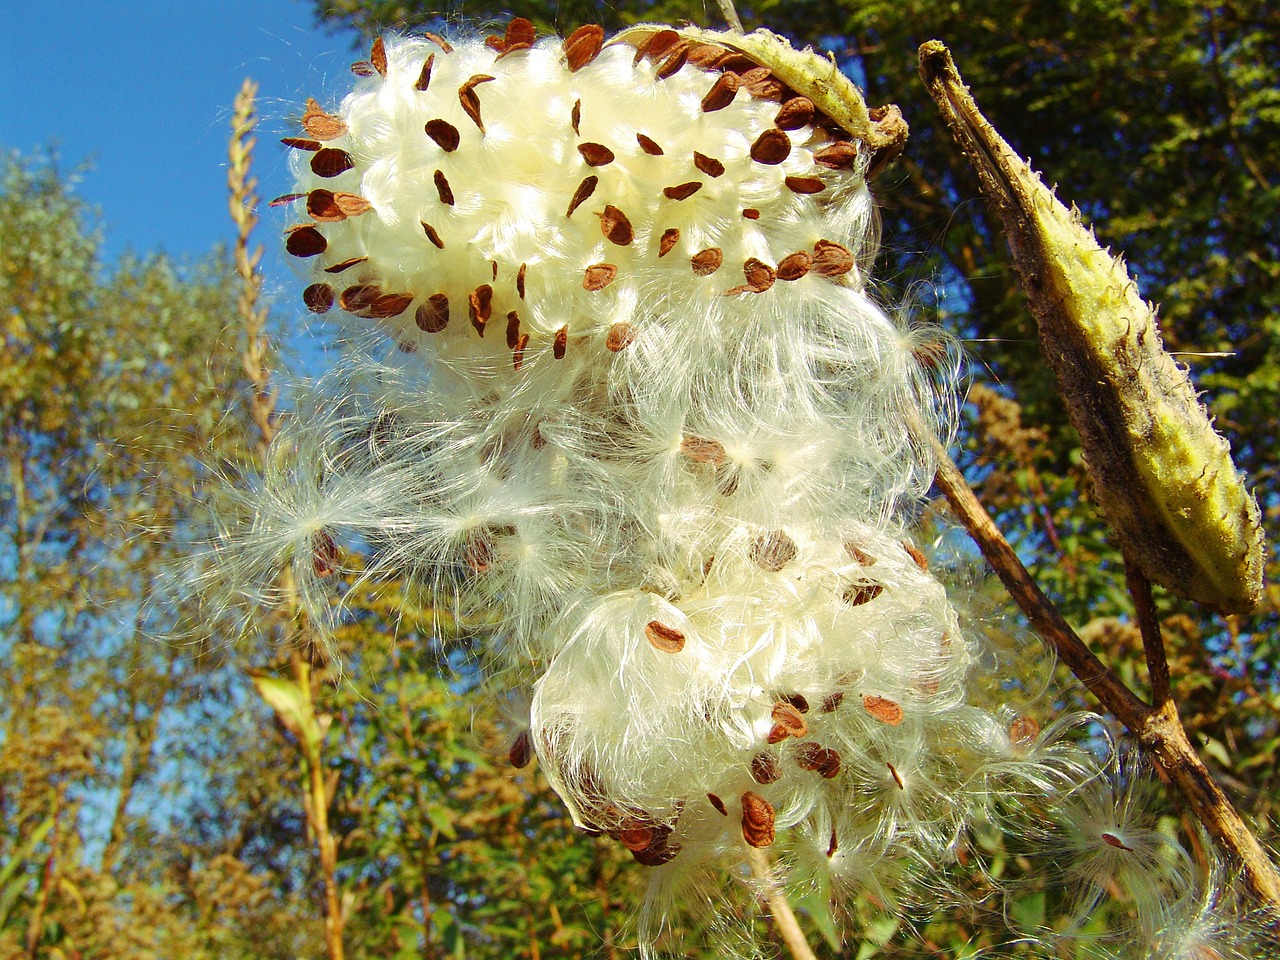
[1125, 554, 1173, 709]
[744, 846, 819, 960]
[931, 443, 1280, 909]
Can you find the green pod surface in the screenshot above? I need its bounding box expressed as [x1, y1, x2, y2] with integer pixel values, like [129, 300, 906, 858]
[919, 41, 1262, 613]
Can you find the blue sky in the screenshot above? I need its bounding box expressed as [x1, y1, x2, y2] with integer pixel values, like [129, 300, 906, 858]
[1, 0, 363, 263]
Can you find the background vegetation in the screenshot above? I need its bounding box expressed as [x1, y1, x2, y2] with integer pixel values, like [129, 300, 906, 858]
[2, 1, 1277, 956]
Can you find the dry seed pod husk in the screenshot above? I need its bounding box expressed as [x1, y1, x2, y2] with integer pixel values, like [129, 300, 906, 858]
[919, 41, 1263, 613]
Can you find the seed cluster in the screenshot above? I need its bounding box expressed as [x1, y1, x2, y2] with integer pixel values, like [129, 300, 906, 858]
[245, 22, 1136, 955]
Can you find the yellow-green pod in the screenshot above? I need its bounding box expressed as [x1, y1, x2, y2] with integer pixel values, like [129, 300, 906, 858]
[918, 41, 1263, 613]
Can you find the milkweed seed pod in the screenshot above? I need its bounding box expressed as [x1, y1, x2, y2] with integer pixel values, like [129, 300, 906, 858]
[254, 21, 1145, 956]
[919, 41, 1264, 614]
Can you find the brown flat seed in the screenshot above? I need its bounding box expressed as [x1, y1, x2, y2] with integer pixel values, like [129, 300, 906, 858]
[505, 310, 521, 349]
[516, 263, 527, 299]
[425, 118, 461, 152]
[570, 99, 581, 134]
[742, 208, 760, 219]
[663, 181, 701, 201]
[577, 142, 615, 166]
[303, 283, 334, 313]
[827, 830, 839, 857]
[414, 53, 434, 91]
[743, 258, 776, 292]
[1009, 716, 1041, 745]
[565, 176, 598, 217]
[707, 793, 728, 816]
[313, 530, 339, 577]
[715, 52, 757, 72]
[505, 17, 535, 48]
[512, 332, 530, 371]
[843, 540, 876, 564]
[1102, 832, 1135, 851]
[370, 37, 387, 76]
[311, 148, 355, 177]
[749, 128, 790, 165]
[631, 836, 680, 866]
[302, 101, 347, 140]
[491, 260, 498, 280]
[459, 75, 495, 132]
[635, 133, 664, 155]
[655, 42, 689, 80]
[350, 61, 375, 77]
[863, 695, 904, 726]
[553, 325, 567, 359]
[745, 73, 785, 100]
[796, 742, 841, 779]
[701, 72, 739, 112]
[785, 176, 826, 194]
[887, 762, 905, 789]
[774, 96, 815, 130]
[583, 263, 618, 291]
[692, 152, 725, 178]
[422, 31, 453, 53]
[679, 436, 725, 465]
[564, 24, 605, 72]
[842, 581, 884, 606]
[598, 205, 633, 245]
[606, 323, 635, 351]
[820, 691, 845, 713]
[307, 189, 343, 221]
[421, 221, 444, 249]
[638, 28, 680, 62]
[903, 541, 929, 570]
[813, 239, 854, 276]
[619, 825, 654, 852]
[685, 42, 723, 67]
[416, 293, 449, 332]
[285, 225, 326, 257]
[779, 693, 809, 713]
[508, 730, 533, 768]
[765, 724, 790, 744]
[469, 284, 493, 335]
[334, 193, 372, 217]
[771, 701, 808, 738]
[690, 247, 723, 276]
[777, 251, 811, 281]
[741, 792, 775, 848]
[658, 228, 680, 257]
[813, 141, 860, 169]
[324, 256, 367, 274]
[269, 192, 306, 206]
[340, 284, 405, 318]
[752, 530, 798, 571]
[750, 753, 780, 784]
[434, 169, 454, 205]
[366, 292, 415, 319]
[645, 620, 685, 653]
[281, 136, 322, 151]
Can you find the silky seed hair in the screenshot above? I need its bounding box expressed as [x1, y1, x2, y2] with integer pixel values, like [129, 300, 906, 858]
[229, 20, 1198, 959]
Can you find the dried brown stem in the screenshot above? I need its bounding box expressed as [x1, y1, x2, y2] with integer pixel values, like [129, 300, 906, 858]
[931, 441, 1280, 909]
[1125, 554, 1173, 709]
[744, 846, 819, 960]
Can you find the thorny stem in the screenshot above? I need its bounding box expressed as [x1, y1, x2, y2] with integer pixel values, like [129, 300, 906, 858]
[931, 442, 1280, 910]
[230, 79, 346, 960]
[745, 847, 819, 960]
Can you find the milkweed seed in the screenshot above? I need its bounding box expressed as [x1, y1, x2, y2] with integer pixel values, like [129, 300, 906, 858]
[566, 176, 598, 217]
[752, 530, 797, 571]
[415, 293, 449, 332]
[843, 541, 876, 564]
[812, 239, 854, 276]
[820, 691, 845, 713]
[464, 530, 493, 573]
[777, 251, 811, 281]
[619, 825, 654, 852]
[334, 193, 372, 217]
[701, 73, 739, 112]
[707, 793, 728, 816]
[606, 323, 635, 351]
[635, 28, 680, 63]
[690, 247, 723, 276]
[414, 53, 434, 91]
[749, 128, 790, 164]
[564, 24, 605, 72]
[796, 742, 841, 778]
[655, 42, 690, 80]
[311, 148, 355, 177]
[779, 693, 809, 713]
[659, 228, 680, 257]
[774, 96, 815, 130]
[370, 37, 387, 76]
[306, 189, 343, 221]
[282, 137, 322, 151]
[1102, 833, 1135, 851]
[663, 181, 701, 201]
[827, 830, 839, 857]
[512, 332, 529, 370]
[842, 581, 884, 606]
[505, 310, 521, 349]
[741, 792, 775, 848]
[422, 31, 453, 53]
[312, 530, 339, 577]
[685, 43, 723, 67]
[862, 695, 903, 726]
[324, 256, 367, 274]
[469, 285, 493, 335]
[458, 75, 495, 132]
[433, 170, 454, 205]
[583, 263, 618, 290]
[508, 730, 533, 768]
[637, 133, 664, 155]
[692, 152, 725, 178]
[570, 98, 581, 134]
[598, 205, 633, 245]
[301, 100, 347, 140]
[631, 835, 680, 865]
[784, 175, 826, 194]
[903, 540, 929, 570]
[742, 207, 760, 219]
[644, 620, 685, 653]
[425, 118, 461, 152]
[679, 436, 725, 465]
[887, 762, 905, 789]
[269, 192, 306, 206]
[350, 61, 375, 77]
[813, 141, 860, 169]
[303, 283, 334, 313]
[771, 701, 808, 738]
[421, 221, 444, 248]
[750, 753, 780, 784]
[578, 142, 615, 166]
[553, 325, 567, 359]
[285, 225, 327, 257]
[1008, 716, 1041, 745]
[516, 262, 527, 299]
